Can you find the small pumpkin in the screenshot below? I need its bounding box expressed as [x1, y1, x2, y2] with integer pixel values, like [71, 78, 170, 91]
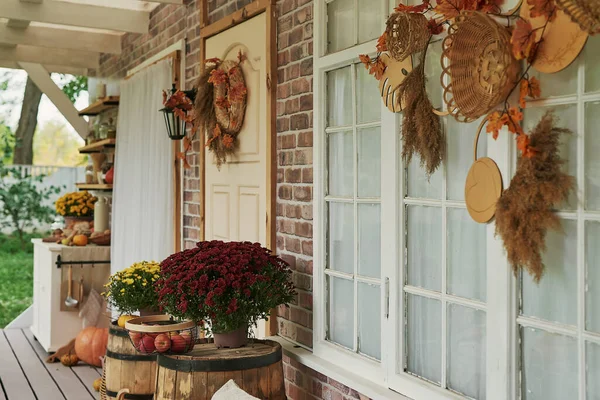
[92, 377, 102, 392]
[75, 327, 108, 367]
[60, 353, 79, 367]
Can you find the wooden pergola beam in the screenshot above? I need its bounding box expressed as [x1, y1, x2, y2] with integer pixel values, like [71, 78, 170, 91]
[19, 62, 88, 138]
[0, 0, 150, 34]
[0, 23, 122, 54]
[0, 60, 87, 76]
[1, 44, 99, 69]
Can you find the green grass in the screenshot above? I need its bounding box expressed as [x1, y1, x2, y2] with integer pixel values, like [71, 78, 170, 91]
[0, 232, 45, 328]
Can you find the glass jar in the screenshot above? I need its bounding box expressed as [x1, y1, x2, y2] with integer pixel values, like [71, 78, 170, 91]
[98, 123, 109, 140]
[85, 165, 94, 184]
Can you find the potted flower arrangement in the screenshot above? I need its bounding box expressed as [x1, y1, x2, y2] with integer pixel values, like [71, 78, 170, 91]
[156, 241, 296, 348]
[103, 261, 162, 319]
[55, 191, 97, 228]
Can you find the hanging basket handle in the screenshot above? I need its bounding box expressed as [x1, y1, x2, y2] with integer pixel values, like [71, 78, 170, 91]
[474, 118, 487, 162]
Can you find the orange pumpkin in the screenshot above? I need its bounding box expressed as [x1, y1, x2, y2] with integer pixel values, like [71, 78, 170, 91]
[75, 327, 108, 367]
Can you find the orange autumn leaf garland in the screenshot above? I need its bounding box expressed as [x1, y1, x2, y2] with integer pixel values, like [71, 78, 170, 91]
[163, 88, 197, 169]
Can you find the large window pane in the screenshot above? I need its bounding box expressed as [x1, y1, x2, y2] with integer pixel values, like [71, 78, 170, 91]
[407, 157, 442, 199]
[357, 0, 381, 45]
[328, 131, 353, 197]
[587, 221, 600, 333]
[327, 67, 352, 127]
[447, 304, 486, 399]
[529, 59, 578, 98]
[328, 202, 354, 274]
[585, 35, 600, 93]
[523, 104, 578, 209]
[356, 65, 381, 124]
[585, 101, 600, 211]
[328, 276, 354, 349]
[521, 328, 578, 400]
[358, 204, 380, 278]
[424, 39, 443, 111]
[407, 206, 442, 291]
[522, 220, 577, 325]
[358, 127, 381, 197]
[327, 0, 354, 53]
[406, 294, 441, 384]
[358, 282, 381, 360]
[588, 341, 600, 400]
[446, 117, 486, 201]
[447, 208, 486, 301]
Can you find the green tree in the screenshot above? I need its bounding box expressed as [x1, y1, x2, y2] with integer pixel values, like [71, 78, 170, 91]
[33, 121, 87, 166]
[0, 162, 62, 247]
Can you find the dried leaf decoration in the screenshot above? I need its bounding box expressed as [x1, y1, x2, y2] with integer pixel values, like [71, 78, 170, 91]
[511, 18, 537, 60]
[495, 111, 575, 282]
[528, 0, 557, 21]
[377, 32, 388, 52]
[428, 18, 445, 35]
[395, 0, 430, 13]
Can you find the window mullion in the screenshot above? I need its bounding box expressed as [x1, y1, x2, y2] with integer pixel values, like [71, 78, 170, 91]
[441, 119, 448, 390]
[577, 56, 586, 400]
[352, 63, 359, 354]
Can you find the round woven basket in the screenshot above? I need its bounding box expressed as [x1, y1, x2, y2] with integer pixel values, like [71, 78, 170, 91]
[214, 60, 247, 135]
[441, 11, 519, 122]
[385, 12, 430, 62]
[555, 0, 600, 34]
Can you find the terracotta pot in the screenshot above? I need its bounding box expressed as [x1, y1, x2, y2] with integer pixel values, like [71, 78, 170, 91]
[64, 216, 94, 229]
[213, 326, 248, 349]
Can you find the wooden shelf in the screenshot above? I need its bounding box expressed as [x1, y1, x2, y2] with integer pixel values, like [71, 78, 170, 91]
[78, 96, 120, 116]
[78, 138, 116, 154]
[76, 183, 113, 191]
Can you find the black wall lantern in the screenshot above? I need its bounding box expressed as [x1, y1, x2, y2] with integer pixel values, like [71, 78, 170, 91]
[160, 84, 198, 141]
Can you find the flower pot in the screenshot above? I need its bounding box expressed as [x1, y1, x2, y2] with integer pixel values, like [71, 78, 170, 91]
[213, 326, 248, 349]
[139, 308, 163, 317]
[64, 216, 94, 229]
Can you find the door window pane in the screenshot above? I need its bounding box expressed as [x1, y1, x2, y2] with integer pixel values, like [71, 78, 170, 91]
[327, 0, 354, 53]
[328, 131, 353, 197]
[328, 202, 354, 274]
[406, 294, 441, 384]
[523, 104, 578, 210]
[328, 276, 354, 349]
[327, 67, 352, 127]
[521, 328, 578, 400]
[358, 282, 381, 360]
[522, 220, 577, 325]
[358, 127, 381, 197]
[356, 65, 381, 124]
[587, 221, 600, 333]
[407, 157, 442, 199]
[358, 204, 380, 278]
[447, 208, 487, 301]
[447, 304, 486, 399]
[357, 0, 381, 45]
[588, 341, 600, 400]
[407, 206, 442, 291]
[585, 35, 600, 93]
[529, 60, 578, 98]
[585, 101, 600, 211]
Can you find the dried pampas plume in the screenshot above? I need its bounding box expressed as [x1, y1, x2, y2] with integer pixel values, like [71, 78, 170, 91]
[495, 111, 575, 282]
[194, 63, 217, 146]
[396, 47, 444, 176]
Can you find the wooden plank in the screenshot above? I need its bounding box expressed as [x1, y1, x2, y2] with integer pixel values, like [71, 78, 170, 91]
[199, 0, 269, 39]
[173, 51, 182, 253]
[0, 0, 150, 34]
[199, 18, 206, 243]
[78, 139, 117, 154]
[78, 97, 120, 117]
[0, 60, 87, 75]
[0, 331, 36, 400]
[256, 366, 269, 399]
[192, 371, 208, 400]
[206, 371, 226, 399]
[19, 62, 89, 137]
[76, 183, 113, 191]
[0, 23, 122, 54]
[23, 329, 94, 400]
[70, 365, 100, 399]
[2, 45, 99, 69]
[4, 330, 64, 399]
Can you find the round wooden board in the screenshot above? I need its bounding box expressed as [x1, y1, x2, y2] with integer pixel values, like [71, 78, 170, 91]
[378, 53, 413, 113]
[465, 157, 503, 223]
[520, 4, 588, 74]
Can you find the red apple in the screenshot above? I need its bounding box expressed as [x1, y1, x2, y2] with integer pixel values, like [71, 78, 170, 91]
[180, 330, 193, 347]
[139, 335, 156, 353]
[129, 332, 143, 349]
[154, 334, 171, 353]
[170, 334, 187, 353]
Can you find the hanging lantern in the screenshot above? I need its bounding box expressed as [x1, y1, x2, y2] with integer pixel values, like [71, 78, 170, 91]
[160, 84, 197, 141]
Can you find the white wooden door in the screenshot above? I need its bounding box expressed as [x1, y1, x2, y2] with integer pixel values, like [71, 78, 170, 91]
[205, 13, 268, 247]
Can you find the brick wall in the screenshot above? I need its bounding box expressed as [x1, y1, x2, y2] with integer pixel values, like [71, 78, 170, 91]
[207, 0, 254, 23]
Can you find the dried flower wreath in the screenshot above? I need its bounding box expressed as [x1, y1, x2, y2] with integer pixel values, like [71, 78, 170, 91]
[194, 51, 248, 168]
[495, 112, 575, 282]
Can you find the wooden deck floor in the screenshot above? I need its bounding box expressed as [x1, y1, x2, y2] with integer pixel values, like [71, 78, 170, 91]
[0, 329, 102, 400]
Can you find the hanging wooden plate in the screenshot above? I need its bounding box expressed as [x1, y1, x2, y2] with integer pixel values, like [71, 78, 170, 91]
[379, 53, 413, 113]
[465, 119, 503, 223]
[520, 4, 588, 74]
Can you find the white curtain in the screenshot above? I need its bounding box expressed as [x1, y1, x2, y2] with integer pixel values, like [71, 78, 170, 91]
[111, 59, 174, 273]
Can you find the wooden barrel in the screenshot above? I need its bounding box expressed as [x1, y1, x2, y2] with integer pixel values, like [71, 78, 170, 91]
[104, 323, 157, 400]
[155, 339, 285, 400]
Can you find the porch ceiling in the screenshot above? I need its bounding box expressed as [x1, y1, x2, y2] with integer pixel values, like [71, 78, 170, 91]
[0, 0, 182, 74]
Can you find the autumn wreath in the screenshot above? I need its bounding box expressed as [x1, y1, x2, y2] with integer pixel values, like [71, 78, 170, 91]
[194, 51, 248, 167]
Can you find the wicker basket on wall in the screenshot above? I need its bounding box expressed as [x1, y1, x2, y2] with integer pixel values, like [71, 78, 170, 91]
[555, 0, 600, 34]
[441, 11, 520, 122]
[385, 12, 430, 61]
